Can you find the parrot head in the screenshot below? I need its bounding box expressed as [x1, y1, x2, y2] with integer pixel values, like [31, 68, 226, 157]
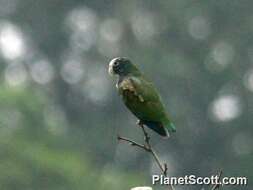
[108, 57, 141, 77]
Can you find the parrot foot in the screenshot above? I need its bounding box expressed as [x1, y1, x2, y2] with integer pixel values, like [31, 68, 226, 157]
[136, 120, 150, 144]
[136, 120, 151, 145]
[136, 120, 144, 126]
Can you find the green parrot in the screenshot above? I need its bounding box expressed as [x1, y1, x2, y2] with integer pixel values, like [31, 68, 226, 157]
[108, 57, 176, 137]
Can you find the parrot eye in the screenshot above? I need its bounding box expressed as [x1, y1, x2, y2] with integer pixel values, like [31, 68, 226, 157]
[114, 61, 120, 66]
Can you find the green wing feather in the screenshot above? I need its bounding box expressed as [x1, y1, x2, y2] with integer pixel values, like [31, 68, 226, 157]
[118, 76, 176, 133]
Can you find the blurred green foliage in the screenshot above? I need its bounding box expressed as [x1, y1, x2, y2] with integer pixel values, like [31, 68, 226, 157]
[0, 87, 144, 190]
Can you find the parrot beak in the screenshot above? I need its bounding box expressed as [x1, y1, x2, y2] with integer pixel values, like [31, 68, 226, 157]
[108, 58, 116, 76]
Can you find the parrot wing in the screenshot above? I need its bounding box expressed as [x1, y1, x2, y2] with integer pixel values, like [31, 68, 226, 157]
[118, 76, 176, 136]
[118, 76, 171, 125]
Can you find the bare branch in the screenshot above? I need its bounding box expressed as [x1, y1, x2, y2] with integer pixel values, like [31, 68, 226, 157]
[117, 122, 175, 190]
[118, 124, 222, 190]
[211, 170, 223, 190]
[117, 135, 149, 151]
[164, 163, 168, 177]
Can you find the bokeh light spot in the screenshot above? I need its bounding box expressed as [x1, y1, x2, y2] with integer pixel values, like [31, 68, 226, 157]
[188, 16, 210, 40]
[83, 65, 110, 104]
[243, 69, 253, 92]
[30, 59, 54, 84]
[99, 18, 123, 43]
[66, 7, 98, 51]
[5, 62, 27, 87]
[131, 12, 157, 43]
[61, 59, 84, 84]
[212, 42, 234, 67]
[209, 95, 242, 122]
[205, 41, 235, 73]
[0, 21, 26, 60]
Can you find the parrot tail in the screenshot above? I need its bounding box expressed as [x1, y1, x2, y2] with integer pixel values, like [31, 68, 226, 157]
[142, 121, 173, 138]
[165, 122, 176, 133]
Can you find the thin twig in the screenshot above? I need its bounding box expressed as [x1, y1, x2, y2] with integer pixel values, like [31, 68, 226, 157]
[210, 170, 223, 190]
[117, 122, 175, 190]
[117, 135, 148, 150]
[139, 124, 167, 176]
[118, 124, 222, 190]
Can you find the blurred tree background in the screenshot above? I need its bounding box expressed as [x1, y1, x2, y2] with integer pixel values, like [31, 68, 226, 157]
[0, 0, 252, 190]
